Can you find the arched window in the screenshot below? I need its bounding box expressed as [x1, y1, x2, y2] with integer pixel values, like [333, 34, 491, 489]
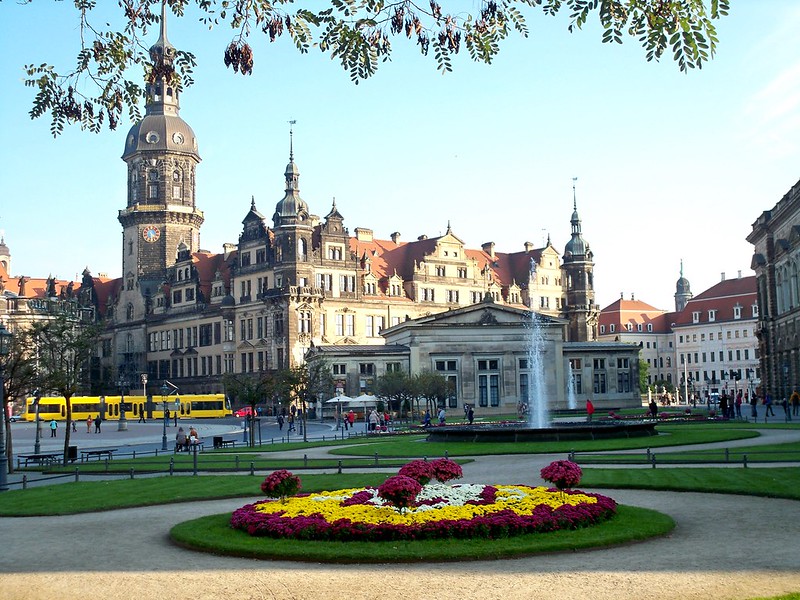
[148, 169, 159, 200]
[298, 238, 308, 261]
[126, 303, 134, 321]
[172, 170, 182, 200]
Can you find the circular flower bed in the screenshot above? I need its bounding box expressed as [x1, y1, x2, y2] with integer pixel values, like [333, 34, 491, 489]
[231, 460, 616, 542]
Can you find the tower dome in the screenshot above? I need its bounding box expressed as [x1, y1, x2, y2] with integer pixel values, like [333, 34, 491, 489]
[273, 127, 309, 225]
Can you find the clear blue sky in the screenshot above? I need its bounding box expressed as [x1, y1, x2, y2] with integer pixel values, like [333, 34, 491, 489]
[1, 2, 798, 311]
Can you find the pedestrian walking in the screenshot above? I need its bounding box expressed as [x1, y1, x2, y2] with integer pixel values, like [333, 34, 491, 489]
[49, 419, 57, 437]
[138, 409, 146, 423]
[165, 408, 170, 427]
[94, 414, 102, 433]
[791, 389, 800, 417]
[467, 405, 474, 425]
[71, 419, 77, 432]
[586, 399, 595, 423]
[277, 414, 284, 430]
[86, 415, 92, 433]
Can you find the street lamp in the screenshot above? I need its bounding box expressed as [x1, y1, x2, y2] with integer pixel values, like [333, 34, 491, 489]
[160, 382, 170, 451]
[117, 375, 129, 432]
[0, 322, 12, 492]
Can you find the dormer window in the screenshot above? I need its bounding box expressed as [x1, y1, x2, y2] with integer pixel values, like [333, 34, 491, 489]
[647, 323, 653, 332]
[626, 323, 633, 332]
[692, 311, 700, 323]
[708, 309, 716, 322]
[637, 323, 643, 332]
[600, 325, 605, 334]
[733, 304, 742, 319]
[751, 304, 759, 317]
[609, 324, 615, 333]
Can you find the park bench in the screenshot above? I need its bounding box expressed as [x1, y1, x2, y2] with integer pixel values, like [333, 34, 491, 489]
[81, 448, 117, 462]
[18, 452, 61, 468]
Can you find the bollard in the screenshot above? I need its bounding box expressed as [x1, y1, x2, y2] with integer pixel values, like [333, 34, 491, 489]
[568, 450, 575, 462]
[304, 454, 308, 467]
[235, 456, 240, 470]
[22, 475, 27, 490]
[651, 454, 657, 469]
[374, 452, 379, 466]
[250, 462, 255, 476]
[74, 468, 79, 483]
[646, 447, 651, 460]
[338, 460, 342, 474]
[130, 467, 135, 480]
[445, 450, 449, 459]
[104, 458, 109, 472]
[132, 451, 136, 460]
[169, 457, 174, 476]
[725, 448, 730, 463]
[743, 454, 748, 468]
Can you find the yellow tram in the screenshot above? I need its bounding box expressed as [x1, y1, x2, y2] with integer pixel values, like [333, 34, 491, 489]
[24, 394, 232, 422]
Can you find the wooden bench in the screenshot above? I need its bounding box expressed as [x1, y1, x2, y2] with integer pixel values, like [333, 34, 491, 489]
[175, 441, 204, 453]
[81, 448, 117, 462]
[213, 438, 237, 449]
[18, 453, 61, 468]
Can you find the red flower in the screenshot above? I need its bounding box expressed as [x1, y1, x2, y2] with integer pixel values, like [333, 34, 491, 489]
[429, 458, 463, 483]
[260, 469, 302, 500]
[540, 460, 582, 490]
[398, 460, 435, 485]
[377, 475, 423, 509]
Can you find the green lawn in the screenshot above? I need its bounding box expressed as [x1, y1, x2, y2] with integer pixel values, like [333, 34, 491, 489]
[581, 467, 800, 500]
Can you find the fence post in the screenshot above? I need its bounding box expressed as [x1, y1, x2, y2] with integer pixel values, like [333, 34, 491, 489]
[646, 447, 651, 460]
[338, 460, 342, 474]
[74, 468, 79, 483]
[725, 448, 730, 463]
[568, 450, 575, 461]
[104, 458, 109, 473]
[129, 467, 135, 480]
[743, 454, 748, 468]
[169, 457, 174, 476]
[250, 462, 255, 476]
[304, 454, 308, 467]
[374, 452, 379, 466]
[235, 455, 240, 470]
[651, 454, 657, 469]
[132, 450, 136, 460]
[22, 475, 27, 490]
[444, 450, 449, 459]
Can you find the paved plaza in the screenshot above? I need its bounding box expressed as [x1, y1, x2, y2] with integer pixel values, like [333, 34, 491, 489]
[1, 416, 799, 600]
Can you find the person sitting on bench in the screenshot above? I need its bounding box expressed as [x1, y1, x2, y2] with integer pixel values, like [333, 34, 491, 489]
[175, 427, 188, 452]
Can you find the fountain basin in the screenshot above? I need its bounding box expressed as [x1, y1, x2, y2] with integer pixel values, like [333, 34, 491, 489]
[426, 420, 658, 443]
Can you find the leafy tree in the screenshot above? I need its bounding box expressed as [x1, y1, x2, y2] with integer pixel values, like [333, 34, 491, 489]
[413, 370, 450, 419]
[223, 370, 280, 447]
[638, 359, 649, 394]
[19, 1, 729, 136]
[375, 369, 416, 422]
[28, 314, 103, 466]
[1, 328, 39, 474]
[276, 362, 333, 442]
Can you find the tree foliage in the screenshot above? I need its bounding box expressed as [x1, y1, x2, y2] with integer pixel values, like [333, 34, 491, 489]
[28, 314, 103, 466]
[276, 362, 333, 441]
[375, 368, 416, 419]
[19, 0, 729, 136]
[223, 370, 281, 446]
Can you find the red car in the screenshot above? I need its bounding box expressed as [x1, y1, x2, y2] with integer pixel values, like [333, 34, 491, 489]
[234, 406, 254, 418]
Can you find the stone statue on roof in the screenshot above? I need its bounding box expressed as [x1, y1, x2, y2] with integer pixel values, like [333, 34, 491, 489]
[18, 275, 27, 296]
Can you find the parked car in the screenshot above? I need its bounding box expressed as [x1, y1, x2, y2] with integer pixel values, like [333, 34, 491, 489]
[234, 406, 254, 418]
[9, 414, 22, 422]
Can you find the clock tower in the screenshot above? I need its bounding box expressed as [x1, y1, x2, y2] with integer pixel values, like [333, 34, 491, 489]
[118, 3, 203, 318]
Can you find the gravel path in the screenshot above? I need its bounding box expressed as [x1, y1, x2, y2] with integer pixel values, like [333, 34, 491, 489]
[2, 428, 800, 600]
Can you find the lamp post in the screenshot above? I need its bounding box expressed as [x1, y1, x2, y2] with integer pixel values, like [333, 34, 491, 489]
[0, 322, 12, 492]
[161, 382, 170, 451]
[33, 391, 42, 455]
[117, 375, 129, 432]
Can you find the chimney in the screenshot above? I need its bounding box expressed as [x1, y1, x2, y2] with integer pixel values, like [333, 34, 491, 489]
[355, 227, 373, 242]
[631, 293, 635, 301]
[417, 234, 428, 241]
[721, 272, 726, 282]
[223, 243, 237, 260]
[482, 242, 495, 258]
[524, 241, 534, 252]
[390, 232, 401, 244]
[737, 270, 742, 278]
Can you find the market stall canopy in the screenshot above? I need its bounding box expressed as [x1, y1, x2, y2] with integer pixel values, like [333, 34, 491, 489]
[349, 394, 379, 406]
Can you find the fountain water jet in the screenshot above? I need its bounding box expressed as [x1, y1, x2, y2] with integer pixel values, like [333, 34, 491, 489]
[525, 309, 550, 428]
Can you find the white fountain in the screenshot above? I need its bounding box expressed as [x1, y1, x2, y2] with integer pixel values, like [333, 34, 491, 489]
[526, 259, 550, 429]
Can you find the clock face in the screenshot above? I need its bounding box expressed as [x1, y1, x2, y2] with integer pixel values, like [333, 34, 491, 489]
[142, 225, 161, 243]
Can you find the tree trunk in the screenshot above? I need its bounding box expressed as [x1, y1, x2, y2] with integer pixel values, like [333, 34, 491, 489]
[4, 415, 13, 474]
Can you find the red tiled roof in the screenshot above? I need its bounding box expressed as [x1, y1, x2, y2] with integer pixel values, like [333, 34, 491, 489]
[598, 298, 671, 332]
[672, 276, 757, 326]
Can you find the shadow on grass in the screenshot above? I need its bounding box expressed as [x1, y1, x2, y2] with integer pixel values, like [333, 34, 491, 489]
[170, 505, 674, 563]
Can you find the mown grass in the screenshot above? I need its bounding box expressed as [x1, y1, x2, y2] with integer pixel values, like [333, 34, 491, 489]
[577, 440, 800, 465]
[326, 425, 759, 457]
[170, 504, 674, 563]
[0, 472, 387, 517]
[581, 467, 800, 500]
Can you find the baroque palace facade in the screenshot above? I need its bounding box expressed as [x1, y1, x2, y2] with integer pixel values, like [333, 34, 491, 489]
[83, 17, 600, 395]
[3, 15, 633, 415]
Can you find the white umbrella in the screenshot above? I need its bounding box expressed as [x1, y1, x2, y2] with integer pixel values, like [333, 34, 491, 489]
[349, 394, 378, 406]
[325, 395, 354, 404]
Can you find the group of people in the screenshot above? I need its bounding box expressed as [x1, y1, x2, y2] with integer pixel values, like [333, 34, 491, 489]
[368, 409, 391, 432]
[174, 426, 200, 451]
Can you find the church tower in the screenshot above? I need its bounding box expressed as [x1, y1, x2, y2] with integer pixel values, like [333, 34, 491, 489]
[562, 181, 598, 342]
[118, 3, 203, 317]
[674, 260, 692, 312]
